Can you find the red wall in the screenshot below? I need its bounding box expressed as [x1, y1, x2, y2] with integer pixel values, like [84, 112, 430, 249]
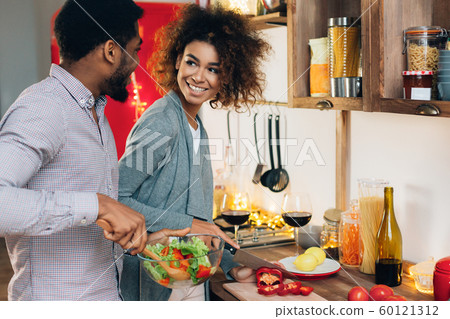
[51, 2, 181, 158]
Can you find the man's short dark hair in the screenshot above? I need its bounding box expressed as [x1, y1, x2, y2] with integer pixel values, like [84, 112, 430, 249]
[54, 0, 143, 61]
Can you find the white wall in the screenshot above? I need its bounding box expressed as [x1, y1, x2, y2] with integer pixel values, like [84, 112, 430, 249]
[0, 0, 64, 115]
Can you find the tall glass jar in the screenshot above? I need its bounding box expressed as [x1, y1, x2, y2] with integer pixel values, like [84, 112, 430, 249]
[339, 200, 362, 267]
[358, 178, 389, 274]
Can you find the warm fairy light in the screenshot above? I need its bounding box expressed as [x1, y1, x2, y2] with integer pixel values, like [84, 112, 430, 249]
[226, 0, 250, 14]
[232, 193, 249, 210]
[130, 72, 148, 121]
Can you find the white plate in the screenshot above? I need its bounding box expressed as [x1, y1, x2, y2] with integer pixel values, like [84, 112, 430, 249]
[279, 257, 341, 279]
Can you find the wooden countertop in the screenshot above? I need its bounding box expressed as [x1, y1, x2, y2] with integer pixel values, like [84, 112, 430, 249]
[210, 243, 434, 301]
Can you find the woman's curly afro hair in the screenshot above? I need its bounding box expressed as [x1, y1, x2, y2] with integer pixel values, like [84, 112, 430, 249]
[150, 4, 271, 110]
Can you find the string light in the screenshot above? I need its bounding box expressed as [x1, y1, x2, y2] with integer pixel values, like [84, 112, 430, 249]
[130, 72, 148, 121]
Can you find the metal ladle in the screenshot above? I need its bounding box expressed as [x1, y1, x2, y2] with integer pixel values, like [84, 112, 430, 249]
[96, 219, 190, 281]
[270, 115, 289, 192]
[252, 112, 265, 184]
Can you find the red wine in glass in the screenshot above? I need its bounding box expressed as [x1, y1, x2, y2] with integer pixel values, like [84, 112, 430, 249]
[282, 212, 312, 227]
[221, 210, 250, 243]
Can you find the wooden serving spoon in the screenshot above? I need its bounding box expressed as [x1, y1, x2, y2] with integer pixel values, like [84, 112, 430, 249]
[96, 219, 191, 281]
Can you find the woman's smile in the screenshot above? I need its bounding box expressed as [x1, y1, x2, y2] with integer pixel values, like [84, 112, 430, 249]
[176, 40, 221, 108]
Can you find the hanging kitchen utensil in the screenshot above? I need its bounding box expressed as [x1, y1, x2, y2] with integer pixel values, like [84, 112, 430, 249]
[260, 114, 275, 188]
[270, 115, 289, 192]
[252, 112, 265, 184]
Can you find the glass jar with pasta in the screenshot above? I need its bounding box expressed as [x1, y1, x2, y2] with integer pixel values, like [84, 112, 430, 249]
[403, 26, 447, 99]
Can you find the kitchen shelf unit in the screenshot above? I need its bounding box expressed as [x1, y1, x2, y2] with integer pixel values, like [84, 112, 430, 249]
[287, 0, 450, 116]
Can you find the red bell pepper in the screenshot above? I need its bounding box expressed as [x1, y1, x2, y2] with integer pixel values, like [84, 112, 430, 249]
[195, 264, 211, 278]
[256, 267, 283, 287]
[277, 285, 291, 296]
[299, 286, 314, 296]
[258, 284, 284, 296]
[285, 281, 302, 295]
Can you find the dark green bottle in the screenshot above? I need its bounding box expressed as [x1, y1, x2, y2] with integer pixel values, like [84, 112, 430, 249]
[375, 187, 403, 287]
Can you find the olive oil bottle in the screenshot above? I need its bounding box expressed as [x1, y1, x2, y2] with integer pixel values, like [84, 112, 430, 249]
[375, 187, 403, 287]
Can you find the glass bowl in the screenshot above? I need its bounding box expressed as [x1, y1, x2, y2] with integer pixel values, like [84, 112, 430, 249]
[409, 258, 436, 294]
[138, 234, 224, 289]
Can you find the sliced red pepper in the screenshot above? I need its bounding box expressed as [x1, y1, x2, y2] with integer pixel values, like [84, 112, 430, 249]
[196, 264, 211, 278]
[160, 247, 169, 257]
[258, 284, 284, 296]
[277, 285, 290, 296]
[285, 281, 302, 295]
[256, 267, 283, 287]
[299, 286, 314, 296]
[158, 277, 170, 287]
[184, 253, 194, 259]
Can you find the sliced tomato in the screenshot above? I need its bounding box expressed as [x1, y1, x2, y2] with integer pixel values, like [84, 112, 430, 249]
[172, 248, 184, 260]
[160, 247, 169, 257]
[158, 277, 170, 287]
[257, 284, 284, 296]
[299, 286, 314, 296]
[196, 264, 211, 278]
[184, 253, 194, 259]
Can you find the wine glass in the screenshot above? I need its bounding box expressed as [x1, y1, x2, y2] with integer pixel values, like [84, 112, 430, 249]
[281, 192, 313, 255]
[220, 192, 251, 244]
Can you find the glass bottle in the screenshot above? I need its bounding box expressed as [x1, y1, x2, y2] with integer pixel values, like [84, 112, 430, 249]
[375, 187, 403, 287]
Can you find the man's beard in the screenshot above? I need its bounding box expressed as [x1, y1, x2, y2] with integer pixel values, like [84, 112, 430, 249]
[105, 56, 131, 102]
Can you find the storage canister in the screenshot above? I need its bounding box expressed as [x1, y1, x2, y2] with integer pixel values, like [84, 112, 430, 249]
[403, 26, 447, 71]
[433, 256, 450, 301]
[339, 201, 362, 267]
[328, 17, 361, 78]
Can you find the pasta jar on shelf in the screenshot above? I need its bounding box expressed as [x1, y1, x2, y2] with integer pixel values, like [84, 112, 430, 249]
[403, 26, 448, 99]
[328, 17, 361, 97]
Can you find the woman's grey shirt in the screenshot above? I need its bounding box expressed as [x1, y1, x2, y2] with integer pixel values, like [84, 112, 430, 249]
[118, 90, 238, 300]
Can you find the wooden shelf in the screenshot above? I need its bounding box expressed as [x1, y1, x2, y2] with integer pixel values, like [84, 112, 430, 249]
[250, 12, 287, 30]
[291, 97, 363, 111]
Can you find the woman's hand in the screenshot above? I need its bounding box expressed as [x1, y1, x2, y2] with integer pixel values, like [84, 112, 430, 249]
[229, 266, 256, 283]
[147, 227, 191, 243]
[190, 218, 240, 249]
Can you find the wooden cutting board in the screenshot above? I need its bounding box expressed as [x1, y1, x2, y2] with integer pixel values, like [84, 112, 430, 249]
[223, 282, 327, 301]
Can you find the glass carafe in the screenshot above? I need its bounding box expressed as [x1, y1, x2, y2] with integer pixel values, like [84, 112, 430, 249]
[358, 178, 389, 274]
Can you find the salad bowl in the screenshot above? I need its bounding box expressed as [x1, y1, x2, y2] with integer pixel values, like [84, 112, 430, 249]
[138, 234, 224, 289]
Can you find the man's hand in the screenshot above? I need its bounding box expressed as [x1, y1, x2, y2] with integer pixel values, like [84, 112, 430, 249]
[96, 193, 147, 255]
[191, 218, 240, 249]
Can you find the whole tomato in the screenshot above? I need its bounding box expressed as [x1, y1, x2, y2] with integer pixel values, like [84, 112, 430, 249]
[384, 295, 407, 301]
[369, 284, 394, 301]
[348, 286, 369, 301]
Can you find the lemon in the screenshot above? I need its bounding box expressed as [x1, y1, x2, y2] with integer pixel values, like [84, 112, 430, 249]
[304, 247, 326, 265]
[294, 253, 318, 271]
